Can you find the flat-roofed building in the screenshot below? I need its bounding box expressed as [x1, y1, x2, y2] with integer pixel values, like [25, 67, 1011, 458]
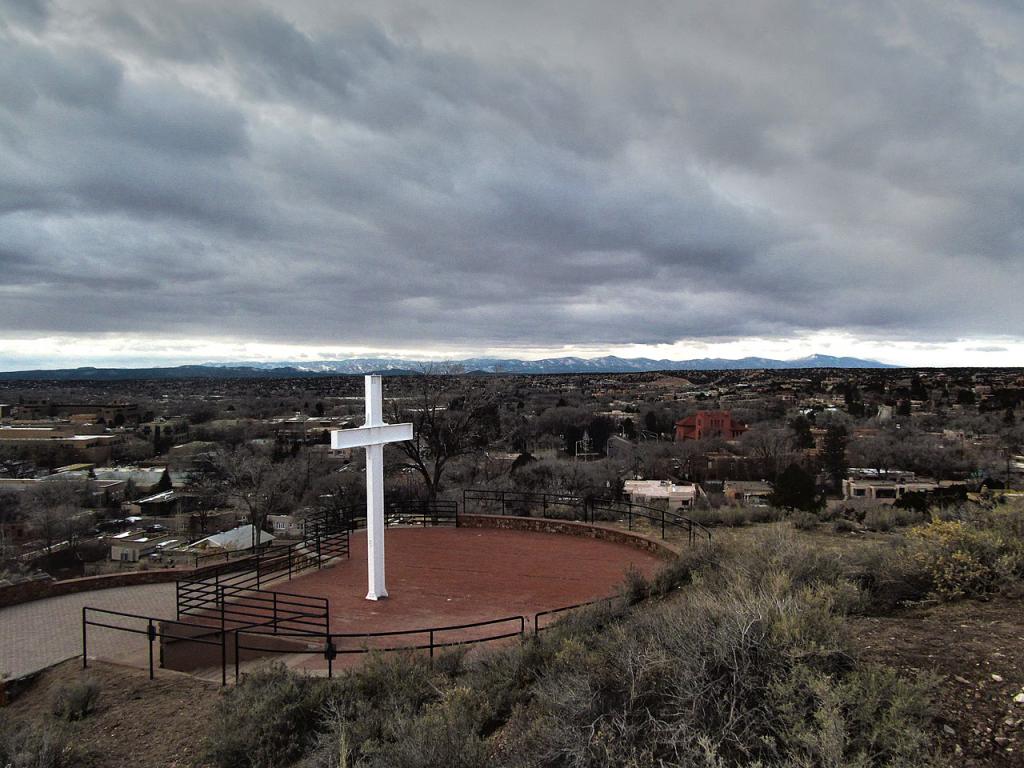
[841, 472, 964, 502]
[108, 531, 180, 562]
[723, 480, 773, 505]
[0, 427, 118, 463]
[623, 479, 703, 509]
[94, 467, 170, 496]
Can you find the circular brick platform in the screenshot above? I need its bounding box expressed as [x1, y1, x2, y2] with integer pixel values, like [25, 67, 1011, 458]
[270, 526, 663, 637]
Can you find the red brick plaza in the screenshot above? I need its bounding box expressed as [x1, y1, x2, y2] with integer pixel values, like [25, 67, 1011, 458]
[268, 526, 664, 647]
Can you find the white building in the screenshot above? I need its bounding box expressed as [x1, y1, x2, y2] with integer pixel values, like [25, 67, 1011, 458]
[623, 479, 703, 508]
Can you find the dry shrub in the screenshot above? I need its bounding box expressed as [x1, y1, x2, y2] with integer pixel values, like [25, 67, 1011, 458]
[0, 720, 75, 768]
[502, 564, 935, 768]
[909, 518, 1024, 599]
[833, 517, 858, 533]
[50, 678, 100, 721]
[620, 565, 649, 605]
[688, 506, 782, 527]
[863, 507, 922, 532]
[648, 542, 723, 597]
[790, 510, 819, 530]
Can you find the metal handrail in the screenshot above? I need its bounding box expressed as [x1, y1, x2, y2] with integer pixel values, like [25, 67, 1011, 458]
[462, 488, 712, 543]
[534, 596, 618, 635]
[234, 614, 526, 680]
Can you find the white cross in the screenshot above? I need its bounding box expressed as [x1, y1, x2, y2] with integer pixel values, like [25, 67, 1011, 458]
[330, 375, 413, 600]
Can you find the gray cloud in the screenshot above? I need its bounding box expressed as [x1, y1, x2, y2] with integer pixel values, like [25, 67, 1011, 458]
[0, 0, 1022, 353]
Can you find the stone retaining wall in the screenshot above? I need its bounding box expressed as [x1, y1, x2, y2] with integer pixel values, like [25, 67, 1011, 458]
[0, 560, 247, 609]
[456, 514, 677, 560]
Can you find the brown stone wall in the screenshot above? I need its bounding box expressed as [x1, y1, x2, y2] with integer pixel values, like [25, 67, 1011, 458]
[456, 514, 677, 560]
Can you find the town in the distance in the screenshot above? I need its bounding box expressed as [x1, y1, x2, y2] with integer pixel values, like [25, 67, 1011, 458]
[1, 363, 1021, 580]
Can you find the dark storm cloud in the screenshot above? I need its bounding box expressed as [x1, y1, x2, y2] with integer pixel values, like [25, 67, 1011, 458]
[0, 0, 1022, 350]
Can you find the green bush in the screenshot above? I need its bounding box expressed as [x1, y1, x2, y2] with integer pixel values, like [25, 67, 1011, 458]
[206, 663, 330, 768]
[909, 518, 1024, 599]
[304, 651, 471, 768]
[313, 686, 492, 768]
[50, 678, 101, 721]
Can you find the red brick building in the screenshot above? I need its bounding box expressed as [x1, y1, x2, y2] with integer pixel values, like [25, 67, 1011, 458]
[674, 410, 748, 442]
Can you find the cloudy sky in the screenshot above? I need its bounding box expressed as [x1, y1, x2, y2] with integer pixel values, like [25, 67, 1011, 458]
[1, 0, 1022, 369]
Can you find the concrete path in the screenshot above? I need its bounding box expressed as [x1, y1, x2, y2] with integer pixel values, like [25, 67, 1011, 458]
[0, 583, 177, 679]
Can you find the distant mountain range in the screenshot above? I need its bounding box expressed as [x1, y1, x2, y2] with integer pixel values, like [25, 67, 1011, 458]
[0, 354, 898, 380]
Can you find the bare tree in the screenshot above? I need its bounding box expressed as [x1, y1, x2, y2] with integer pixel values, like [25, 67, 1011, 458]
[739, 425, 795, 479]
[210, 447, 296, 548]
[390, 366, 497, 501]
[25, 477, 86, 554]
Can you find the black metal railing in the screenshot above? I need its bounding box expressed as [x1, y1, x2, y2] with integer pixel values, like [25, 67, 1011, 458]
[386, 499, 458, 527]
[82, 493, 676, 686]
[462, 488, 711, 543]
[233, 614, 526, 680]
[82, 606, 241, 686]
[533, 596, 618, 635]
[84, 596, 635, 686]
[462, 488, 584, 518]
[589, 501, 712, 544]
[176, 581, 329, 634]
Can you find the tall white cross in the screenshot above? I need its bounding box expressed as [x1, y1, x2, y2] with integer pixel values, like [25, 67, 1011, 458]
[330, 375, 413, 600]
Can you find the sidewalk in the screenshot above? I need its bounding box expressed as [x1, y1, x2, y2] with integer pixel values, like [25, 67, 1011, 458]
[0, 583, 177, 679]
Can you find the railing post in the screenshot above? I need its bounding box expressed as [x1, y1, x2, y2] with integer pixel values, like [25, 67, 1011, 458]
[147, 619, 155, 680]
[325, 637, 336, 679]
[82, 607, 88, 669]
[429, 629, 435, 661]
[661, 509, 666, 539]
[273, 593, 278, 634]
[234, 630, 240, 683]
[288, 548, 293, 580]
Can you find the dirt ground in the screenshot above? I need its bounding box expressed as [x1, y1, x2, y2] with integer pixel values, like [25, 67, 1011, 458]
[1, 659, 222, 768]
[849, 595, 1024, 767]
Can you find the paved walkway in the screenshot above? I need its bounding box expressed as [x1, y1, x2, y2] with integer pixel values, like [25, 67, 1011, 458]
[0, 583, 177, 679]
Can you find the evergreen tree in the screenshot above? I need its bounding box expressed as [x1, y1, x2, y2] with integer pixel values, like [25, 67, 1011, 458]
[769, 463, 822, 512]
[822, 423, 849, 492]
[788, 414, 815, 450]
